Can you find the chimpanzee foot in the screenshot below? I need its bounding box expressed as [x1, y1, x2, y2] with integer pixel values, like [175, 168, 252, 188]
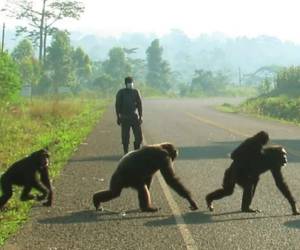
[141, 207, 159, 212]
[20, 194, 35, 201]
[241, 208, 261, 213]
[292, 208, 300, 215]
[206, 196, 214, 212]
[92, 195, 101, 211]
[36, 194, 46, 201]
[42, 200, 52, 207]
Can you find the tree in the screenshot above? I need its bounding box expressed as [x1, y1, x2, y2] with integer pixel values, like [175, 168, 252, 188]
[102, 47, 131, 86]
[0, 52, 21, 101]
[45, 30, 75, 93]
[3, 0, 84, 62]
[92, 73, 114, 94]
[146, 39, 171, 92]
[72, 47, 92, 87]
[12, 39, 41, 87]
[190, 69, 229, 96]
[276, 66, 300, 91]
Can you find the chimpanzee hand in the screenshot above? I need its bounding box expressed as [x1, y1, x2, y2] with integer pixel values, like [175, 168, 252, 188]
[189, 199, 198, 211]
[42, 200, 52, 207]
[36, 194, 47, 201]
[292, 204, 300, 215]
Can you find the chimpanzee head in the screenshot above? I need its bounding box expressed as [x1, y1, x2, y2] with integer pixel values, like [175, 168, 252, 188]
[254, 131, 270, 145]
[30, 149, 50, 168]
[161, 143, 178, 161]
[263, 145, 287, 167]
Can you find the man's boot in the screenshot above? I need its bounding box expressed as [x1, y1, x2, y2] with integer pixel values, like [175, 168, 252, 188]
[134, 142, 140, 150]
[123, 144, 129, 154]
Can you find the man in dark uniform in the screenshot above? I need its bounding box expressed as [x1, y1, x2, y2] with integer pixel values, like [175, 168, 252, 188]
[115, 76, 143, 154]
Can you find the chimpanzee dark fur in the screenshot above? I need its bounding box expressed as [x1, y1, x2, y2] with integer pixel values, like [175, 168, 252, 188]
[206, 145, 299, 215]
[93, 143, 198, 212]
[0, 149, 53, 209]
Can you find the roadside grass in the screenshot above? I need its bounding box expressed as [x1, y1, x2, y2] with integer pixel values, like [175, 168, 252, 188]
[0, 96, 109, 246]
[216, 102, 239, 113]
[218, 95, 300, 126]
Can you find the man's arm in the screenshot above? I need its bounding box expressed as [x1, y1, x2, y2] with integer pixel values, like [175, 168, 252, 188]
[136, 89, 143, 119]
[115, 90, 122, 125]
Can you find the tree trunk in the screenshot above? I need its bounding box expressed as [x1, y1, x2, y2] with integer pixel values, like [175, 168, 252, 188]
[39, 0, 47, 62]
[43, 24, 48, 63]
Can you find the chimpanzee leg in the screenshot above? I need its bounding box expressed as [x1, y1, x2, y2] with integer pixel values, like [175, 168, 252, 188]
[241, 178, 260, 212]
[251, 178, 259, 198]
[137, 184, 158, 212]
[92, 175, 123, 211]
[20, 185, 34, 201]
[206, 167, 236, 211]
[145, 177, 152, 189]
[0, 178, 13, 208]
[32, 180, 48, 200]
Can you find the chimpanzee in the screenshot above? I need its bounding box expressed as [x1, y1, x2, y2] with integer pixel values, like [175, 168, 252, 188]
[206, 145, 300, 215]
[230, 130, 269, 169]
[0, 149, 53, 210]
[92, 143, 198, 212]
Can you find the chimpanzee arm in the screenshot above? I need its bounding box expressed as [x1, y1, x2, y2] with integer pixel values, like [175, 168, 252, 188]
[271, 168, 298, 214]
[39, 167, 53, 206]
[159, 159, 198, 210]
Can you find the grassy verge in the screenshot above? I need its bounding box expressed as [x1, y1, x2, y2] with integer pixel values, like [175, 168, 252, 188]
[217, 95, 300, 125]
[0, 96, 109, 246]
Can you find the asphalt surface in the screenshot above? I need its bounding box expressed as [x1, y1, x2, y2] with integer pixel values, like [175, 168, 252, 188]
[2, 97, 300, 250]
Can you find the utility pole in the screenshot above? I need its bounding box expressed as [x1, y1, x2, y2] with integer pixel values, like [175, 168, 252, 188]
[1, 22, 5, 53]
[238, 67, 242, 85]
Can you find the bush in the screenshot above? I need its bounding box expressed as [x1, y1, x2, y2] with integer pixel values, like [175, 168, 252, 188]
[0, 53, 21, 101]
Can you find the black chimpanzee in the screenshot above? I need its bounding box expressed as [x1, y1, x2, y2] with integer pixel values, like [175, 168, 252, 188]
[92, 143, 198, 212]
[0, 149, 53, 210]
[206, 145, 300, 215]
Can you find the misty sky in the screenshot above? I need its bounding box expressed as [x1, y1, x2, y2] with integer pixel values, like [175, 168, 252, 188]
[1, 0, 300, 43]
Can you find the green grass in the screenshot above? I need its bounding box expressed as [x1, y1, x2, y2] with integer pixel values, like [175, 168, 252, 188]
[218, 94, 300, 126]
[0, 96, 109, 246]
[216, 103, 239, 113]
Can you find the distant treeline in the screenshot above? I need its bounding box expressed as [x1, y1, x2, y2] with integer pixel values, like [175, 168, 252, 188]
[3, 28, 300, 99]
[69, 30, 300, 81]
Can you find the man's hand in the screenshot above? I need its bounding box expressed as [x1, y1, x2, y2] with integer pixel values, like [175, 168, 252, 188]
[117, 117, 121, 126]
[139, 116, 143, 124]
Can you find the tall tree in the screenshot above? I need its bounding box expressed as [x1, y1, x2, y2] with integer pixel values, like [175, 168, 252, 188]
[3, 0, 84, 62]
[72, 47, 92, 87]
[12, 39, 41, 87]
[0, 52, 21, 101]
[103, 47, 131, 86]
[146, 39, 171, 92]
[45, 30, 75, 93]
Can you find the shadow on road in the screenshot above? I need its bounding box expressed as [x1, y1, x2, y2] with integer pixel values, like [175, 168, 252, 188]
[38, 209, 168, 224]
[67, 139, 300, 163]
[144, 211, 293, 227]
[284, 219, 300, 229]
[69, 155, 122, 163]
[178, 139, 300, 162]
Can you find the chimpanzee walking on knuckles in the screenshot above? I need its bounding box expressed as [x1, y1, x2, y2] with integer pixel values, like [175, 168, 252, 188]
[206, 131, 299, 215]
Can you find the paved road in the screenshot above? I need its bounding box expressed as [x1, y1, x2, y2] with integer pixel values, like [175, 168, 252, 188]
[3, 98, 300, 250]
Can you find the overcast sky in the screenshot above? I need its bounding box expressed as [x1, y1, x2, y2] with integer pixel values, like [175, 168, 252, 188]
[1, 0, 300, 43]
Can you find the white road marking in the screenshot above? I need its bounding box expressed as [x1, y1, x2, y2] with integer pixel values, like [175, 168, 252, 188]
[144, 138, 198, 250]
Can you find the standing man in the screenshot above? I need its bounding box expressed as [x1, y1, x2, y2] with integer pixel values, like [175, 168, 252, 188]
[115, 76, 143, 154]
